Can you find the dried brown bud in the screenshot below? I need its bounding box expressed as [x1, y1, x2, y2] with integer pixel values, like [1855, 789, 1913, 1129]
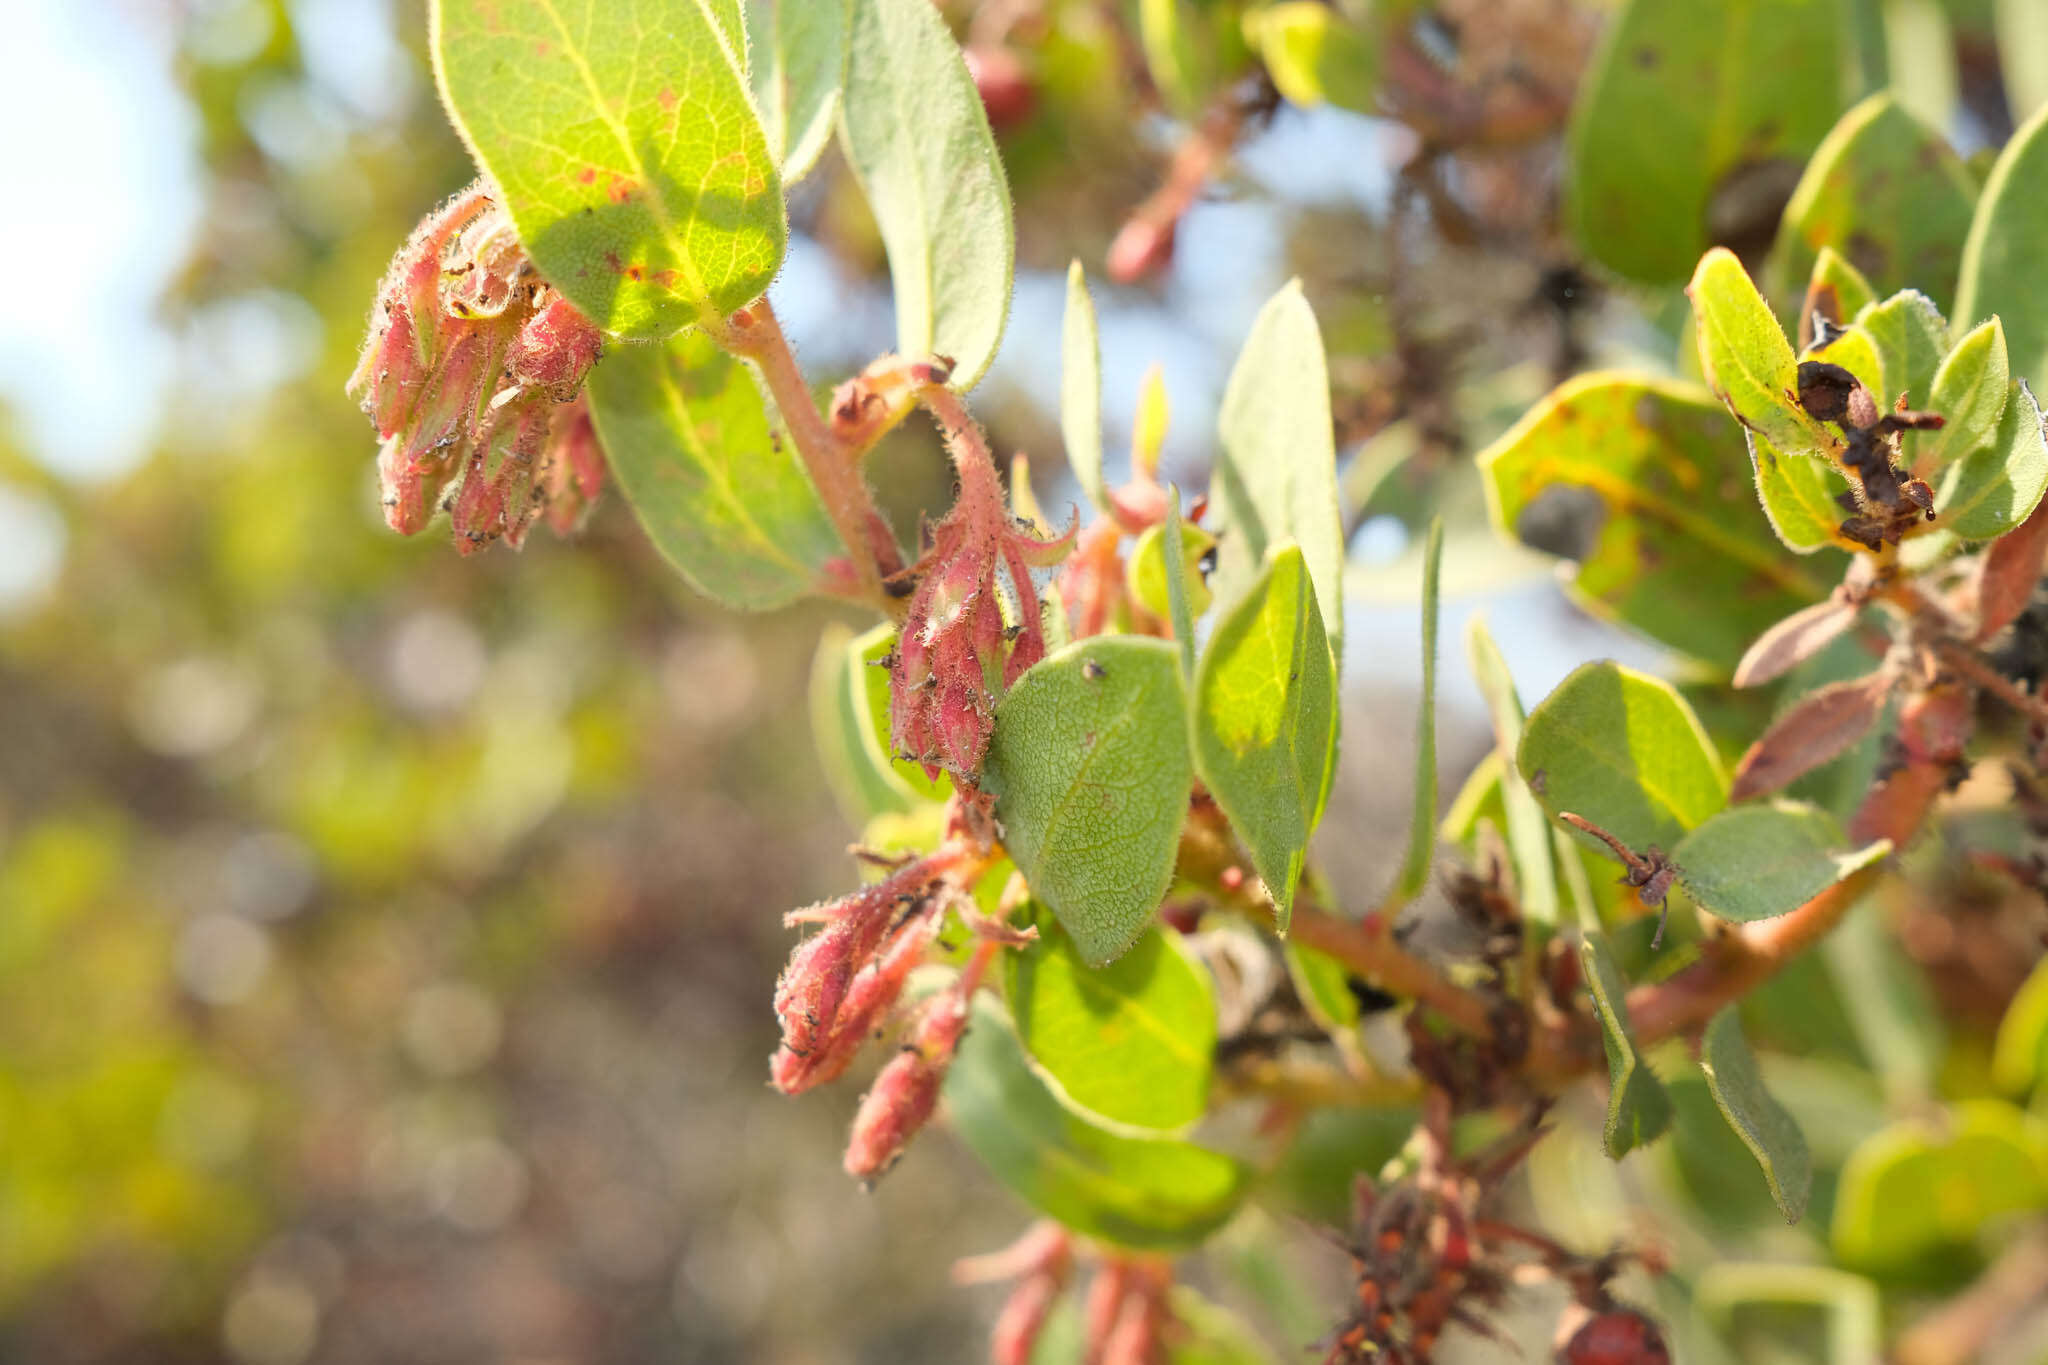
[1794, 360, 1862, 424]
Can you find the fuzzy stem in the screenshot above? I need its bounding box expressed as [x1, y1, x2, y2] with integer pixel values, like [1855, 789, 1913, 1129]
[716, 301, 899, 611]
[917, 382, 1008, 514]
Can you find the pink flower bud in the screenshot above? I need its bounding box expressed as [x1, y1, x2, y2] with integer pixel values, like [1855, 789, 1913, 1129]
[991, 1271, 1062, 1365]
[510, 295, 604, 399]
[1107, 217, 1175, 285]
[842, 988, 969, 1182]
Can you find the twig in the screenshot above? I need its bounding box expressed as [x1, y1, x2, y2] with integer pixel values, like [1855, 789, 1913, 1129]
[716, 300, 900, 612]
[1934, 636, 2048, 727]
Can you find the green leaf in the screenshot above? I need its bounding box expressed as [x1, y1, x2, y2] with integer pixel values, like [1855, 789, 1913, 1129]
[1854, 289, 1947, 407]
[431, 0, 786, 338]
[1957, 101, 2048, 394]
[944, 992, 1247, 1250]
[1922, 317, 2011, 472]
[1212, 281, 1345, 658]
[1937, 378, 2048, 540]
[1284, 938, 1361, 1035]
[1701, 1007, 1813, 1222]
[1061, 261, 1110, 515]
[838, 0, 1015, 389]
[1674, 801, 1889, 924]
[1998, 0, 2048, 125]
[1192, 544, 1337, 928]
[984, 638, 1192, 966]
[1769, 93, 1977, 311]
[810, 624, 916, 824]
[1582, 929, 1673, 1158]
[1832, 1100, 2048, 1273]
[1246, 3, 1378, 113]
[1805, 246, 1877, 331]
[1151, 488, 1206, 675]
[1139, 0, 1208, 116]
[1480, 372, 1830, 670]
[1993, 954, 2048, 1095]
[1519, 661, 1730, 855]
[1689, 248, 1834, 457]
[1005, 915, 1215, 1131]
[587, 329, 840, 608]
[1392, 521, 1443, 902]
[1566, 0, 1845, 286]
[746, 0, 850, 181]
[1749, 432, 1856, 553]
[1466, 617, 1557, 927]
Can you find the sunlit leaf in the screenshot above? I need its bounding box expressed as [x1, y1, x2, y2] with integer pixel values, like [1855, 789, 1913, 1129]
[839, 0, 1015, 388]
[1689, 248, 1834, 457]
[746, 0, 850, 181]
[1466, 618, 1557, 926]
[1769, 93, 1976, 312]
[1749, 431, 1857, 553]
[983, 638, 1192, 966]
[1957, 101, 2048, 393]
[1993, 955, 2048, 1096]
[1192, 544, 1337, 927]
[1733, 598, 1858, 689]
[1246, 3, 1378, 113]
[1854, 290, 1947, 408]
[1212, 281, 1345, 657]
[431, 0, 786, 337]
[944, 993, 1247, 1250]
[1392, 521, 1442, 902]
[587, 330, 840, 608]
[1061, 261, 1110, 514]
[1480, 372, 1830, 669]
[1005, 914, 1215, 1131]
[1936, 378, 2048, 541]
[1520, 661, 1729, 855]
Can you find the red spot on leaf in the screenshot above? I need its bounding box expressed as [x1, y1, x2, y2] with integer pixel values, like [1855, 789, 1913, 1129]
[657, 88, 679, 111]
[577, 168, 597, 185]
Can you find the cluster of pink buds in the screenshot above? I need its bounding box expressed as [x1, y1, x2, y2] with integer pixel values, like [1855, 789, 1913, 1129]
[842, 977, 971, 1182]
[889, 412, 1075, 780]
[347, 180, 606, 554]
[1083, 1257, 1175, 1365]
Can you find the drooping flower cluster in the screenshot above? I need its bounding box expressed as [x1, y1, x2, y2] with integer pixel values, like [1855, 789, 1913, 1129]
[347, 180, 605, 554]
[888, 461, 1074, 782]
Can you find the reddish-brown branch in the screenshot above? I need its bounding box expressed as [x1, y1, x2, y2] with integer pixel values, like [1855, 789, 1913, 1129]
[716, 300, 902, 612]
[1288, 902, 1496, 1038]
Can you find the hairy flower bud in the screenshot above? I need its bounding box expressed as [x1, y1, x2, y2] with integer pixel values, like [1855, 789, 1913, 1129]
[349, 179, 606, 553]
[890, 488, 1074, 782]
[842, 987, 969, 1182]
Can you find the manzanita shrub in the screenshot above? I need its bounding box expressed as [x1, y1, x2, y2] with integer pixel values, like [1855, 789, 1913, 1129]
[347, 1, 2048, 1360]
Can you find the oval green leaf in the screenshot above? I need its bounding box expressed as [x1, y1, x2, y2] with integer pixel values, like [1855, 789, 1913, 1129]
[1480, 372, 1830, 670]
[1832, 1100, 2048, 1273]
[943, 992, 1247, 1251]
[431, 0, 787, 338]
[839, 0, 1015, 389]
[1922, 317, 2011, 472]
[1690, 248, 1834, 457]
[1520, 660, 1729, 855]
[1566, 0, 1845, 286]
[587, 330, 841, 608]
[1770, 93, 1978, 311]
[746, 0, 850, 182]
[1937, 378, 2048, 541]
[984, 637, 1193, 966]
[1854, 289, 1948, 407]
[1957, 100, 2048, 393]
[1193, 544, 1337, 928]
[1247, 3, 1379, 113]
[1212, 281, 1345, 658]
[1675, 800, 1890, 924]
[1750, 431, 1857, 553]
[1701, 1007, 1814, 1223]
[1583, 928, 1672, 1158]
[1005, 914, 1216, 1131]
[1061, 261, 1110, 515]
[1993, 954, 2048, 1095]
